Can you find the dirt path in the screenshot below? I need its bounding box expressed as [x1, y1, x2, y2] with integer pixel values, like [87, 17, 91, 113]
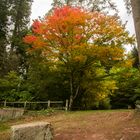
[50, 111, 140, 140]
[0, 110, 140, 140]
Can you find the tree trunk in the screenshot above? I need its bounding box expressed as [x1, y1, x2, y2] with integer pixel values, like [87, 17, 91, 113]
[131, 0, 140, 64]
[68, 86, 80, 110]
[69, 95, 74, 110]
[69, 74, 74, 110]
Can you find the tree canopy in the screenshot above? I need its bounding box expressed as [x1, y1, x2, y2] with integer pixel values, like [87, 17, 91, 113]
[24, 6, 134, 109]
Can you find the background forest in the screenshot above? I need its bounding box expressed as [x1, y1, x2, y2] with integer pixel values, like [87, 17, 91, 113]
[0, 0, 140, 110]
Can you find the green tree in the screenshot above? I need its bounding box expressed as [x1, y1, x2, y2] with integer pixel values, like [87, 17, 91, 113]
[25, 51, 70, 101]
[110, 67, 140, 108]
[8, 0, 32, 73]
[0, 0, 32, 76]
[129, 46, 139, 68]
[0, 71, 32, 101]
[0, 0, 10, 77]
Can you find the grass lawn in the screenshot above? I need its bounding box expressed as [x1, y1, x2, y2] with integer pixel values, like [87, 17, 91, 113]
[0, 109, 140, 140]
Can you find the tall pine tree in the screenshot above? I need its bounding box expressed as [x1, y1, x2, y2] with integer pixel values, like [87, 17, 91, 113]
[0, 0, 32, 76]
[8, 0, 33, 73]
[0, 0, 10, 76]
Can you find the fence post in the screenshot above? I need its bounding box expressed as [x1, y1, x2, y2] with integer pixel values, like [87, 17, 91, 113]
[4, 100, 6, 108]
[65, 99, 69, 111]
[48, 100, 51, 108]
[24, 101, 27, 109]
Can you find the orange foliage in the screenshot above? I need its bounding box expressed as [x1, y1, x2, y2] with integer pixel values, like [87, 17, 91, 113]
[24, 6, 134, 66]
[23, 35, 37, 44]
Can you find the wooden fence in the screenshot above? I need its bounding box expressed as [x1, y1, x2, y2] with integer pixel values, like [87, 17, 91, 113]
[0, 100, 69, 111]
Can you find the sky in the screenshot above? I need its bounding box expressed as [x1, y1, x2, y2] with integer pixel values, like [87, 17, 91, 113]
[31, 0, 135, 51]
[31, 0, 52, 21]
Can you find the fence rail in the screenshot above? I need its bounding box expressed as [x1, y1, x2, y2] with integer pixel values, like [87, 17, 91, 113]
[0, 100, 69, 111]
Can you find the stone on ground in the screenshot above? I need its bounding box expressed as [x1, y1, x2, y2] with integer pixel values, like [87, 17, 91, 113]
[11, 122, 53, 140]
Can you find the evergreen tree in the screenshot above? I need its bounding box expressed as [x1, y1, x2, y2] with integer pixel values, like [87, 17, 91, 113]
[0, 0, 32, 76]
[8, 0, 33, 73]
[0, 0, 10, 76]
[129, 46, 139, 68]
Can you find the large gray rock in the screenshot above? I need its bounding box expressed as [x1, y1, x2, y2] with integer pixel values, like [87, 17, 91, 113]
[11, 122, 53, 140]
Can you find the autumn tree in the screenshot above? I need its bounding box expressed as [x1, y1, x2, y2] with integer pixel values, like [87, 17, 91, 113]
[24, 6, 134, 110]
[52, 0, 140, 64]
